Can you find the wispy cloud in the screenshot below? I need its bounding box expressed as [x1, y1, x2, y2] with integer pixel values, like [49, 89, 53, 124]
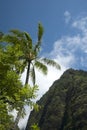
[50, 16, 87, 69]
[72, 17, 87, 33]
[64, 11, 71, 24]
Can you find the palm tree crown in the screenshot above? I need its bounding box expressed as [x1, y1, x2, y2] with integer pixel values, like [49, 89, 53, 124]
[1, 23, 60, 85]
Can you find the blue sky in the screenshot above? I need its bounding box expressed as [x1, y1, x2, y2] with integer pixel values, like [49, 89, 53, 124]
[1, 1, 87, 128]
[1, 0, 87, 71]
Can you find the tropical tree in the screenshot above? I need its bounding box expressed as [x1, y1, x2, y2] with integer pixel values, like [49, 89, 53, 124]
[1, 23, 60, 85]
[0, 40, 38, 130]
[1, 23, 61, 129]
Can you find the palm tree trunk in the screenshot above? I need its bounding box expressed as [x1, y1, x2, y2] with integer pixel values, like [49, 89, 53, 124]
[12, 61, 31, 130]
[25, 61, 31, 84]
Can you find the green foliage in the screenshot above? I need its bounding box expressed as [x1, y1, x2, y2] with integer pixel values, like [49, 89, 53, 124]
[0, 42, 39, 129]
[0, 100, 14, 130]
[41, 58, 61, 69]
[0, 23, 60, 129]
[31, 123, 40, 130]
[35, 61, 48, 75]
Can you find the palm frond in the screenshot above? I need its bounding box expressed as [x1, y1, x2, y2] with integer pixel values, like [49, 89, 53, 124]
[20, 60, 27, 74]
[24, 32, 32, 42]
[34, 23, 44, 53]
[1, 35, 20, 44]
[24, 32, 32, 49]
[10, 29, 24, 37]
[38, 23, 44, 42]
[35, 60, 48, 75]
[41, 58, 61, 70]
[30, 63, 36, 85]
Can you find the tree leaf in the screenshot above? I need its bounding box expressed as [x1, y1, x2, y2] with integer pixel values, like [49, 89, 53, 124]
[35, 60, 48, 75]
[41, 58, 61, 69]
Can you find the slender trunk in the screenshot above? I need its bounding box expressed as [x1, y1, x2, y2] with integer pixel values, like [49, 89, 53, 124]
[25, 61, 31, 85]
[12, 61, 31, 130]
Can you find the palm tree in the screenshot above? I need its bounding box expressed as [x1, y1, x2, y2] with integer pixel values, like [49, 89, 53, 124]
[1, 23, 61, 129]
[2, 23, 60, 85]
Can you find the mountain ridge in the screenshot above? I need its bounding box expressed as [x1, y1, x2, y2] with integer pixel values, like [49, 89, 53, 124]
[25, 68, 87, 130]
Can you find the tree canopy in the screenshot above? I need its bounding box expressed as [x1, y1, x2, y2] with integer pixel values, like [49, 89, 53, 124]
[0, 23, 60, 129]
[0, 37, 39, 130]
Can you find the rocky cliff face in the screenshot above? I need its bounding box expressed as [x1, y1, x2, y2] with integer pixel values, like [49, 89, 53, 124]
[25, 69, 87, 130]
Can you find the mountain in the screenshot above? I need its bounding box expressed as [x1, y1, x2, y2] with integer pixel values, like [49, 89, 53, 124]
[25, 69, 87, 130]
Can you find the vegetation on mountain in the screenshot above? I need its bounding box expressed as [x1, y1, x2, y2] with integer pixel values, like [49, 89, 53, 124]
[26, 69, 87, 130]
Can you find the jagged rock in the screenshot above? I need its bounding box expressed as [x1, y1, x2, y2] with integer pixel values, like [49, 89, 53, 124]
[26, 69, 87, 130]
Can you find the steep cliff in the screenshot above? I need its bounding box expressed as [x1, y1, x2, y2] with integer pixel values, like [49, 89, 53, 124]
[26, 69, 87, 130]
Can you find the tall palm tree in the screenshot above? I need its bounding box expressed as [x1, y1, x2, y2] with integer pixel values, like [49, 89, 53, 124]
[2, 23, 60, 85]
[1, 23, 61, 129]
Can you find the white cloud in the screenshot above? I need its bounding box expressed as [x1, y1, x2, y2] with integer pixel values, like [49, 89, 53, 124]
[71, 17, 87, 54]
[50, 16, 87, 69]
[72, 17, 87, 33]
[64, 11, 71, 24]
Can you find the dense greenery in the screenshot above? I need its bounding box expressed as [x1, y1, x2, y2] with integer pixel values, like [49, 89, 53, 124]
[26, 69, 87, 130]
[0, 44, 39, 130]
[0, 23, 60, 129]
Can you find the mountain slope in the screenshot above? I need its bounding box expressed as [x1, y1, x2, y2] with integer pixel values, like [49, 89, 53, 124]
[26, 69, 87, 130]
